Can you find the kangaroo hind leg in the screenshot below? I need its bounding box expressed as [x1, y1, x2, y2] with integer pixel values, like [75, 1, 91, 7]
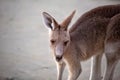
[104, 42, 120, 80]
[89, 54, 103, 80]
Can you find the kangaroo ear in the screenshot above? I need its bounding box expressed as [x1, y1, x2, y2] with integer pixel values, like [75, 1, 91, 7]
[42, 12, 59, 30]
[61, 10, 76, 30]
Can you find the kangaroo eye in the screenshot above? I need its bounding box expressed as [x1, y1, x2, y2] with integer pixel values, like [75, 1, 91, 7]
[64, 41, 69, 46]
[50, 40, 56, 44]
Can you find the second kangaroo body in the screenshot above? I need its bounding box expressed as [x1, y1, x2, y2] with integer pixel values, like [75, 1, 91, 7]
[42, 4, 120, 80]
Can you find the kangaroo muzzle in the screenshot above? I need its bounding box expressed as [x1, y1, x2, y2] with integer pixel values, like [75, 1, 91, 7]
[55, 45, 63, 61]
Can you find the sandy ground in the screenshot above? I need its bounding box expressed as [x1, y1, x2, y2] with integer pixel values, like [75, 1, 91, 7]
[0, 0, 120, 80]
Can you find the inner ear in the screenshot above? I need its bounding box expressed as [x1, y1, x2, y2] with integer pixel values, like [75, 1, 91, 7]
[42, 12, 53, 29]
[52, 19, 59, 30]
[42, 12, 59, 30]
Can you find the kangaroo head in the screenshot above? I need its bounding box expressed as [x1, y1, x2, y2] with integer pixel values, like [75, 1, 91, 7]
[42, 11, 75, 61]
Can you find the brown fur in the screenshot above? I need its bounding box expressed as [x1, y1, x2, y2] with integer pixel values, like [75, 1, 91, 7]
[70, 4, 120, 32]
[69, 17, 109, 60]
[106, 13, 120, 42]
[69, 4, 120, 60]
[42, 4, 120, 80]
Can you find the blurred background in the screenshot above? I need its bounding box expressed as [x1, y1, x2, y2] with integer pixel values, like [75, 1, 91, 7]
[0, 0, 120, 80]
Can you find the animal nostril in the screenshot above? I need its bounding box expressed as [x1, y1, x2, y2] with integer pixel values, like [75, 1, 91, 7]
[56, 56, 62, 61]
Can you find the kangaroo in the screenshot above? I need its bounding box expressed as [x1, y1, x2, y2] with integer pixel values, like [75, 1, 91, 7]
[42, 4, 120, 80]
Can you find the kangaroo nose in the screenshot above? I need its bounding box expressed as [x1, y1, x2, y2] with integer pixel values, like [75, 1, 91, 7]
[56, 56, 62, 62]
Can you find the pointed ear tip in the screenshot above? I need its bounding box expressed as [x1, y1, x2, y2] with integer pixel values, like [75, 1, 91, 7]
[42, 12, 47, 16]
[72, 10, 76, 14]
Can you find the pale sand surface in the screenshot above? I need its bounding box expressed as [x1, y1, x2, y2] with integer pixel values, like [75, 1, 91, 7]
[0, 0, 120, 80]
